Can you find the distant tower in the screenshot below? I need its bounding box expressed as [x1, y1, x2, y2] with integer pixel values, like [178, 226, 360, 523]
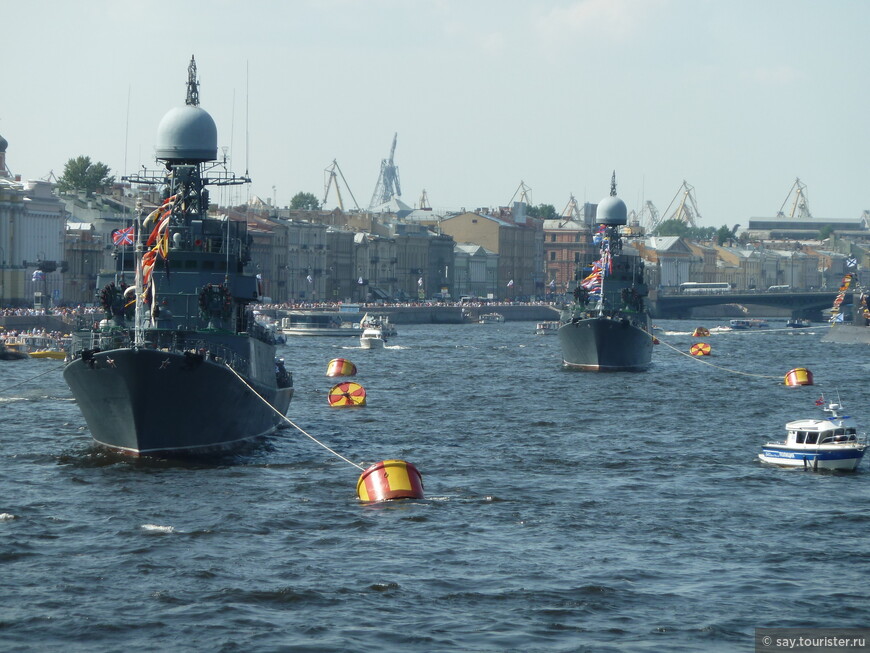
[368, 133, 401, 209]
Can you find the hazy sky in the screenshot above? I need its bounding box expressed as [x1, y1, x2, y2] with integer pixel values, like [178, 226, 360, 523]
[3, 1, 869, 228]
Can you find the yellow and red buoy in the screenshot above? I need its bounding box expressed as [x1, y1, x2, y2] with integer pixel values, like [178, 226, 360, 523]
[326, 358, 357, 377]
[328, 381, 367, 407]
[784, 367, 814, 386]
[690, 342, 712, 356]
[357, 460, 424, 502]
[692, 326, 710, 337]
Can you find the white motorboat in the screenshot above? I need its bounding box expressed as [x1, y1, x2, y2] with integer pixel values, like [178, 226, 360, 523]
[759, 399, 867, 471]
[535, 321, 559, 335]
[360, 326, 386, 349]
[359, 313, 397, 337]
[479, 313, 505, 324]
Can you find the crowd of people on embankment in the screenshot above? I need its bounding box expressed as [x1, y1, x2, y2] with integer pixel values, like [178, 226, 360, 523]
[258, 299, 562, 311]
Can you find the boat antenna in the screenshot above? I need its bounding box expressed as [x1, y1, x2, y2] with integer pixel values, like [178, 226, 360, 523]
[610, 170, 617, 196]
[185, 55, 200, 106]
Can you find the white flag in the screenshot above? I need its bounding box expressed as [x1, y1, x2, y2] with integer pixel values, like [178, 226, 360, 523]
[306, 275, 313, 284]
[417, 277, 423, 287]
[507, 279, 514, 287]
[358, 276, 364, 285]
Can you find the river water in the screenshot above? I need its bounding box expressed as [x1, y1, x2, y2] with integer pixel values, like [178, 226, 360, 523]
[1, 319, 868, 652]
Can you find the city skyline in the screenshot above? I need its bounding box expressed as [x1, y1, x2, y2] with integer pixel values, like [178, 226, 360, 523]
[3, 0, 869, 227]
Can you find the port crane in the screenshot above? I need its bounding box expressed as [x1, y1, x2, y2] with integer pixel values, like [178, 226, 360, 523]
[368, 133, 401, 209]
[777, 177, 812, 219]
[418, 189, 431, 210]
[635, 200, 661, 233]
[559, 193, 582, 226]
[508, 180, 533, 207]
[323, 159, 360, 211]
[661, 180, 701, 228]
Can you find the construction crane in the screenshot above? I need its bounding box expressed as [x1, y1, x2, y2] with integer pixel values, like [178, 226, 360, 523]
[419, 189, 431, 210]
[368, 133, 401, 210]
[508, 180, 533, 206]
[323, 159, 360, 211]
[777, 177, 812, 219]
[638, 200, 661, 233]
[559, 194, 582, 226]
[661, 180, 701, 228]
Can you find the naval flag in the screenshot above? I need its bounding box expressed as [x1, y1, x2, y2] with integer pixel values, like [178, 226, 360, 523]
[112, 226, 135, 246]
[846, 256, 858, 268]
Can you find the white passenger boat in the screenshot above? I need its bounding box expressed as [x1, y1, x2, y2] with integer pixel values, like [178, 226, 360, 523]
[280, 312, 361, 336]
[729, 318, 769, 329]
[479, 313, 505, 324]
[759, 399, 867, 471]
[360, 326, 386, 349]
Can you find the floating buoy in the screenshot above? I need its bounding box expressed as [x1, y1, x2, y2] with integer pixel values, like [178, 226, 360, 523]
[326, 358, 357, 377]
[690, 342, 712, 356]
[784, 367, 814, 386]
[692, 327, 710, 337]
[328, 381, 366, 407]
[652, 337, 660, 345]
[357, 460, 424, 502]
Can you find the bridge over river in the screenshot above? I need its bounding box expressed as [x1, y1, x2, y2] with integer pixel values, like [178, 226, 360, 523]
[647, 290, 840, 320]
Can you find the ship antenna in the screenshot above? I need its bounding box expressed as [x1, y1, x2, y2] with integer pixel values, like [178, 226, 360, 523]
[610, 170, 617, 197]
[186, 55, 200, 106]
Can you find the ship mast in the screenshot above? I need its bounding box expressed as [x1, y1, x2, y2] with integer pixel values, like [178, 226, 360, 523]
[597, 172, 618, 317]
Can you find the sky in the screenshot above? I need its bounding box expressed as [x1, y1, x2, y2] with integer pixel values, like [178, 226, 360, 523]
[3, 0, 869, 229]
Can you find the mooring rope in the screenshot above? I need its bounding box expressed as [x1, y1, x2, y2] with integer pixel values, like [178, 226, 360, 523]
[654, 335, 782, 380]
[223, 363, 365, 471]
[0, 362, 67, 394]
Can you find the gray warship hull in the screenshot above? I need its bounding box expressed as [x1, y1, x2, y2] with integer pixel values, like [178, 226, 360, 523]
[64, 344, 292, 456]
[558, 315, 653, 371]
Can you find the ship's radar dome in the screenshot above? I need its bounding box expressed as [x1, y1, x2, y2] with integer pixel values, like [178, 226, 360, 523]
[155, 105, 217, 162]
[596, 194, 627, 225]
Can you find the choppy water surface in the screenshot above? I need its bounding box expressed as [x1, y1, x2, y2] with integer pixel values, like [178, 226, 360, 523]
[1, 319, 869, 652]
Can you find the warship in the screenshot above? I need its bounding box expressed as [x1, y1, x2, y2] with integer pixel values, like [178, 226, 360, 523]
[558, 174, 654, 371]
[64, 57, 293, 456]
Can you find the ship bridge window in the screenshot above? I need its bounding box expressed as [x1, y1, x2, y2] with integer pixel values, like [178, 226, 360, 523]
[805, 433, 819, 445]
[795, 431, 806, 444]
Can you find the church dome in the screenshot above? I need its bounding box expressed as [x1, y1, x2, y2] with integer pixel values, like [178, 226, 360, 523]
[596, 194, 627, 226]
[154, 105, 217, 162]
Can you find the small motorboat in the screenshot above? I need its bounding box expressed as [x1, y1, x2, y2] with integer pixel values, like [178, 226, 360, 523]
[360, 326, 386, 349]
[0, 341, 30, 360]
[360, 313, 397, 337]
[479, 313, 505, 324]
[759, 399, 867, 471]
[786, 318, 812, 328]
